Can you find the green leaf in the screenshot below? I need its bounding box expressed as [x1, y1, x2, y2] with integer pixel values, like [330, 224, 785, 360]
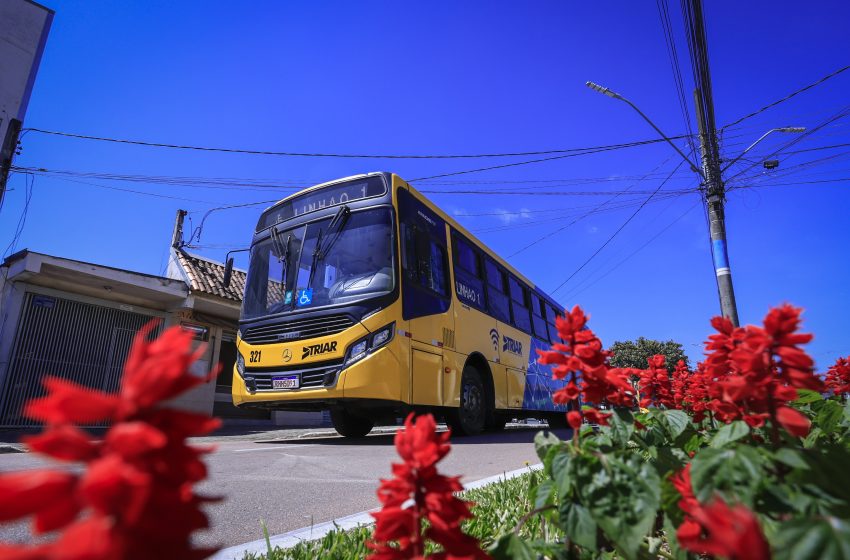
[795, 389, 824, 404]
[816, 400, 845, 433]
[773, 517, 850, 560]
[489, 532, 538, 560]
[690, 446, 764, 505]
[661, 409, 691, 439]
[534, 430, 561, 462]
[605, 408, 635, 447]
[533, 479, 555, 510]
[710, 420, 750, 448]
[558, 501, 598, 550]
[774, 447, 810, 470]
[583, 455, 661, 560]
[551, 451, 573, 500]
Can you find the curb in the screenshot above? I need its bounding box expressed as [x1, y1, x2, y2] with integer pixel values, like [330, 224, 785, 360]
[209, 463, 543, 560]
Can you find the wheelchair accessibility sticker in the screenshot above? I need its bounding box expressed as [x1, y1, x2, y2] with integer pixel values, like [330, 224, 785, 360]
[296, 289, 313, 307]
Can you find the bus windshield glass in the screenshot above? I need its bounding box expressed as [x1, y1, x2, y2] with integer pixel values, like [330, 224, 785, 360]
[242, 207, 395, 320]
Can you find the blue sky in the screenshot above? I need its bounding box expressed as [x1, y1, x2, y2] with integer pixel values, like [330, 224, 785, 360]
[2, 1, 848, 368]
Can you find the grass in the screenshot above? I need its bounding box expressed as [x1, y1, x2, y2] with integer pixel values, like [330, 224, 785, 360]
[242, 469, 553, 559]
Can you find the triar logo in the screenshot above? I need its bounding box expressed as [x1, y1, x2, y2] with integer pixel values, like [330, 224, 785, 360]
[489, 328, 499, 351]
[502, 335, 523, 356]
[302, 341, 338, 360]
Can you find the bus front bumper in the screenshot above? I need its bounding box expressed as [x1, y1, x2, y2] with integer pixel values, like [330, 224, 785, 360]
[232, 341, 405, 409]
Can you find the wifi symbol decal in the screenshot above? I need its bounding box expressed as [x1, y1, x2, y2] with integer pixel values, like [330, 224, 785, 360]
[489, 328, 499, 351]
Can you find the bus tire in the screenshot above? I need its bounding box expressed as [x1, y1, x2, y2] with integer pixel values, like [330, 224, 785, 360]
[330, 407, 374, 438]
[487, 414, 508, 432]
[447, 367, 486, 436]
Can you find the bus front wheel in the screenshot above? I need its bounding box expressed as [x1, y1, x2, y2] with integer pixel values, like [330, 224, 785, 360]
[330, 407, 374, 438]
[447, 367, 486, 436]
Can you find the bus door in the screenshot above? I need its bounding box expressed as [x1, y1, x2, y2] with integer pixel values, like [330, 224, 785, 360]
[398, 189, 454, 406]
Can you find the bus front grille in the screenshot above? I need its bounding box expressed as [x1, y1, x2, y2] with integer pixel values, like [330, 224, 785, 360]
[241, 314, 355, 345]
[244, 359, 344, 391]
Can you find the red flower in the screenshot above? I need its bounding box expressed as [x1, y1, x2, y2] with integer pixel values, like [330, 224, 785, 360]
[0, 322, 219, 559]
[673, 464, 769, 560]
[670, 464, 699, 515]
[567, 410, 583, 429]
[536, 306, 634, 431]
[582, 408, 611, 426]
[368, 414, 488, 560]
[703, 304, 822, 438]
[825, 357, 850, 395]
[637, 354, 675, 408]
[678, 499, 770, 560]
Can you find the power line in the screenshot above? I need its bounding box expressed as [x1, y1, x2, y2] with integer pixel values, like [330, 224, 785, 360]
[550, 160, 686, 294]
[22, 126, 691, 160]
[562, 199, 701, 301]
[720, 64, 850, 131]
[422, 187, 697, 196]
[408, 137, 692, 182]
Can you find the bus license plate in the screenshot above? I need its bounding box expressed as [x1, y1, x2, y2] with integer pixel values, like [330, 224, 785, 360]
[272, 375, 299, 390]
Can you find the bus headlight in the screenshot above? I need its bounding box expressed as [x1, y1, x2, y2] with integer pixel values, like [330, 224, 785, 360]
[345, 323, 395, 366]
[236, 353, 245, 376]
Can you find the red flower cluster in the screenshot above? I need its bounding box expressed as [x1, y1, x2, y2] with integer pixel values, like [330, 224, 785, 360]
[672, 465, 769, 560]
[368, 414, 487, 560]
[637, 354, 675, 408]
[673, 361, 711, 422]
[701, 305, 823, 437]
[825, 357, 850, 395]
[536, 306, 634, 430]
[0, 322, 220, 560]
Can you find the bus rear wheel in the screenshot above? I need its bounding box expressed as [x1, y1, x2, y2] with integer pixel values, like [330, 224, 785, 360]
[330, 407, 374, 438]
[447, 367, 486, 436]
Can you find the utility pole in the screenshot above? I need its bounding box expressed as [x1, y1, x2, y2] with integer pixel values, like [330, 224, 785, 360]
[684, 0, 739, 326]
[0, 119, 23, 208]
[171, 209, 187, 249]
[693, 90, 739, 326]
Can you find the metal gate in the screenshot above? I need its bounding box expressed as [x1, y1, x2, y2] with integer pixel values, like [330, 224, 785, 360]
[0, 292, 162, 427]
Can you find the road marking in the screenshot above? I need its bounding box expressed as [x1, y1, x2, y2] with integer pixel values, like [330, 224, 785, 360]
[210, 463, 543, 560]
[232, 444, 317, 453]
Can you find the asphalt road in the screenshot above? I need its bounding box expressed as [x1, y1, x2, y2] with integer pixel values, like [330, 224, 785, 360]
[0, 424, 559, 550]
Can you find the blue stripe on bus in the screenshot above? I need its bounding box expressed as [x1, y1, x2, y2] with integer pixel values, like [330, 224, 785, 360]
[522, 337, 568, 413]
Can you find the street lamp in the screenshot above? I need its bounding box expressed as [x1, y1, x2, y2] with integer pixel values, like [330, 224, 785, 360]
[585, 81, 703, 176]
[720, 127, 806, 173]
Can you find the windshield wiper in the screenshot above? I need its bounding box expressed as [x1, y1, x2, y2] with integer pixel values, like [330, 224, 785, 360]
[306, 206, 350, 289]
[270, 228, 291, 290]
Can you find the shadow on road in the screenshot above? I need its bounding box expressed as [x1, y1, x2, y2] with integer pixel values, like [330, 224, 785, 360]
[253, 426, 571, 447]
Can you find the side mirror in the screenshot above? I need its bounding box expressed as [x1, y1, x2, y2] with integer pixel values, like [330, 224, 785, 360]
[223, 257, 234, 288]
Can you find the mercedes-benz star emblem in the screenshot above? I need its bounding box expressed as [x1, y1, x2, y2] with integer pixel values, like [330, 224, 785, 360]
[282, 349, 292, 362]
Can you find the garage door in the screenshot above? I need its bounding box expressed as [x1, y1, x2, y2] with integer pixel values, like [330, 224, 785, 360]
[0, 292, 162, 427]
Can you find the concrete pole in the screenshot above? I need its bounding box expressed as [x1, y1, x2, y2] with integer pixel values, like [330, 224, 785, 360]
[694, 89, 740, 326]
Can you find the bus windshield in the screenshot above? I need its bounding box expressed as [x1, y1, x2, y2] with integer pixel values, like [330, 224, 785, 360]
[242, 207, 395, 320]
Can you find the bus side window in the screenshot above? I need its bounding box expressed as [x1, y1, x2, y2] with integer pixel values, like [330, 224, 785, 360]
[509, 277, 532, 333]
[403, 222, 449, 297]
[531, 293, 548, 340]
[546, 305, 561, 343]
[452, 234, 486, 310]
[484, 258, 510, 323]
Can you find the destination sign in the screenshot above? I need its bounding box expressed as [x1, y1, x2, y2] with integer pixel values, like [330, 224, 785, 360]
[256, 176, 387, 231]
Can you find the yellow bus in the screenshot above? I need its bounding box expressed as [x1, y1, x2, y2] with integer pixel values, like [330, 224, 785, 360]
[226, 172, 570, 437]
